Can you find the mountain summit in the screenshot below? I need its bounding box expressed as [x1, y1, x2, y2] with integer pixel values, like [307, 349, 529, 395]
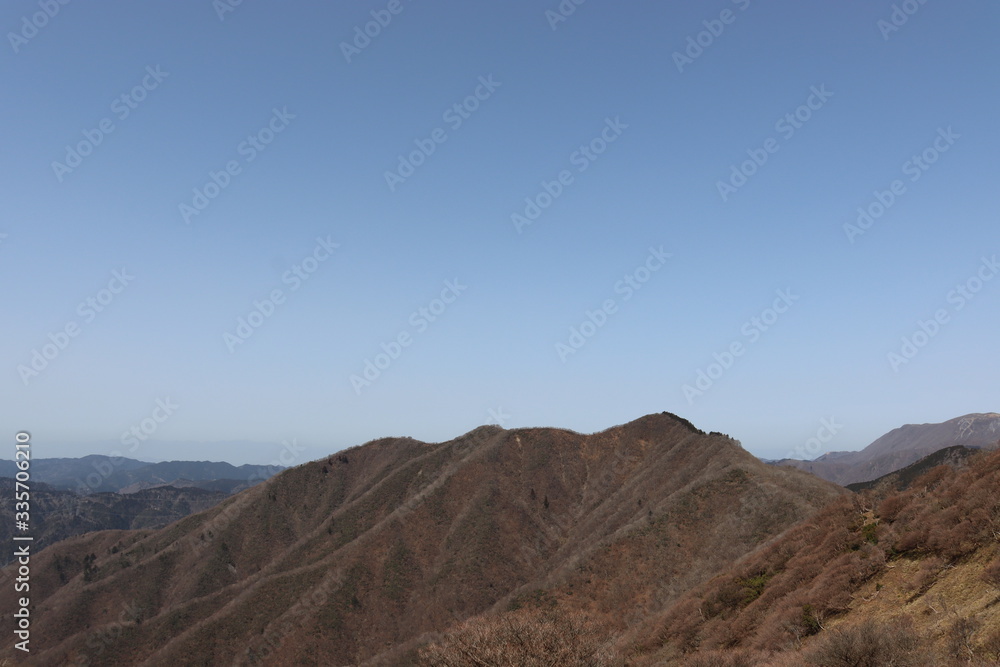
[0, 412, 841, 665]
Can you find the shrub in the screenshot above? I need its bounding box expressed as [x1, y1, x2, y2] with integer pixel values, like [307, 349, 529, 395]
[806, 617, 921, 667]
[912, 465, 950, 491]
[982, 557, 1000, 591]
[895, 529, 928, 555]
[800, 604, 823, 636]
[418, 608, 622, 666]
[945, 616, 980, 662]
[904, 556, 943, 595]
[683, 648, 774, 667]
[877, 494, 909, 523]
[980, 626, 1000, 660]
[739, 572, 772, 605]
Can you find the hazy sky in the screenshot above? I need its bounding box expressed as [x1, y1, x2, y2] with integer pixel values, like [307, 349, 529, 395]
[3, 1, 998, 465]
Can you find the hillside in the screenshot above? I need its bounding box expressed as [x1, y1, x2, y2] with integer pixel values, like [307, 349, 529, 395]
[775, 413, 1000, 486]
[845, 445, 980, 493]
[0, 413, 842, 666]
[626, 448, 1000, 666]
[0, 480, 229, 565]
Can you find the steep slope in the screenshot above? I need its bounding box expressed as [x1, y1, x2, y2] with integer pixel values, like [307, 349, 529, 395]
[629, 448, 1000, 666]
[776, 413, 1000, 486]
[0, 413, 842, 666]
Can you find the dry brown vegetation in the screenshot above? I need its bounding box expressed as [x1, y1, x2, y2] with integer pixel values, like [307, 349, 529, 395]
[417, 608, 622, 666]
[0, 413, 842, 665]
[630, 448, 1000, 666]
[9, 414, 998, 666]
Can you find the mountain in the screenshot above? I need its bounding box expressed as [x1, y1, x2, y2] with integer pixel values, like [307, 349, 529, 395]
[0, 480, 229, 565]
[117, 478, 255, 495]
[626, 447, 1000, 666]
[774, 413, 1000, 486]
[845, 445, 981, 493]
[0, 413, 842, 666]
[0, 456, 282, 494]
[0, 455, 148, 489]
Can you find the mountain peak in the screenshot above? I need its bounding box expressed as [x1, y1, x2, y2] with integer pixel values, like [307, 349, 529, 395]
[778, 412, 1000, 485]
[1, 413, 841, 665]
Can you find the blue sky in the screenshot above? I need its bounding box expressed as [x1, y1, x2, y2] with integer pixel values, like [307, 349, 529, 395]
[2, 1, 998, 465]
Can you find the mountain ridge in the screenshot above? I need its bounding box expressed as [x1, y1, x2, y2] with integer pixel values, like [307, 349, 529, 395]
[0, 456, 283, 495]
[774, 412, 1000, 486]
[0, 412, 842, 666]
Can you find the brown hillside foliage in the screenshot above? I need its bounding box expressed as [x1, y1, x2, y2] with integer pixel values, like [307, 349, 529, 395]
[0, 413, 841, 666]
[417, 608, 622, 666]
[804, 617, 922, 666]
[632, 449, 1000, 664]
[983, 555, 1000, 590]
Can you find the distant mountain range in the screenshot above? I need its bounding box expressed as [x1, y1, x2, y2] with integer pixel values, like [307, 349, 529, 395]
[0, 479, 229, 565]
[844, 444, 982, 492]
[0, 455, 282, 494]
[0, 457, 284, 567]
[773, 412, 1000, 485]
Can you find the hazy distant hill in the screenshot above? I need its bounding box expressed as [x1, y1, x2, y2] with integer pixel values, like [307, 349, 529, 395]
[0, 413, 842, 666]
[774, 413, 1000, 486]
[0, 479, 228, 565]
[0, 455, 148, 487]
[0, 456, 281, 494]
